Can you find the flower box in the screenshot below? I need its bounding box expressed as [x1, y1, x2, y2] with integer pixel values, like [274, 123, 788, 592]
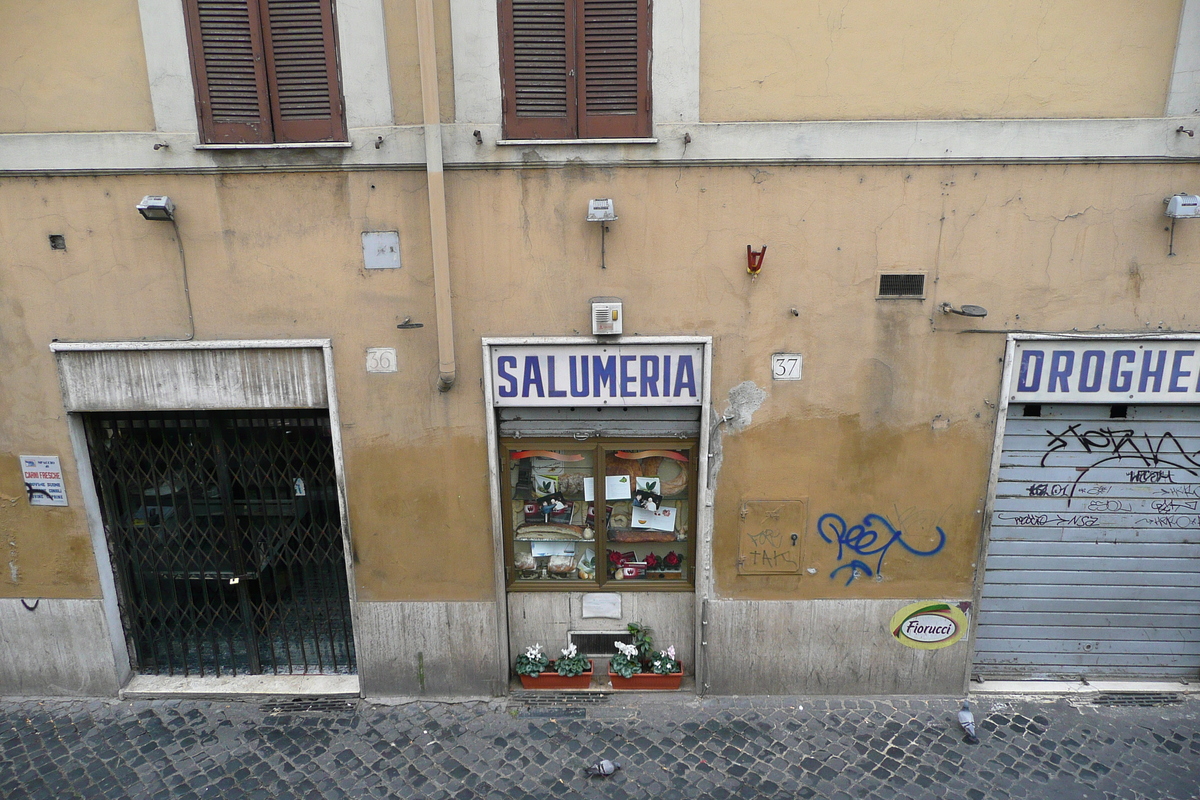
[519, 661, 594, 690]
[608, 667, 683, 690]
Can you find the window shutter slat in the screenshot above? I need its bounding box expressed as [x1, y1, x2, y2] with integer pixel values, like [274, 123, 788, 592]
[501, 0, 577, 139]
[260, 0, 345, 142]
[185, 0, 274, 143]
[577, 0, 650, 138]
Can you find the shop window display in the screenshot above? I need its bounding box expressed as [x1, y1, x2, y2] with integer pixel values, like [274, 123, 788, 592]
[503, 440, 695, 589]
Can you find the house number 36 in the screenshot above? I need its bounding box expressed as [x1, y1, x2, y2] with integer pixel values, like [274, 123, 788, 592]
[365, 347, 398, 373]
[771, 354, 803, 381]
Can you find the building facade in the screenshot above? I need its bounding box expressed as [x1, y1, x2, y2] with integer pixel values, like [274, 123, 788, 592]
[1, 0, 1199, 697]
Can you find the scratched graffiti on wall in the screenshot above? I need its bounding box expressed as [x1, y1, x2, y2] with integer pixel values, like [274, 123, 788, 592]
[815, 512, 947, 586]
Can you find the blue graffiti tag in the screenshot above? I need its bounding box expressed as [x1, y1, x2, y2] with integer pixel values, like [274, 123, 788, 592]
[816, 513, 947, 585]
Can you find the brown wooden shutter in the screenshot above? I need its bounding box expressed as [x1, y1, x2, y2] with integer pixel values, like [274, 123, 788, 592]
[258, 0, 346, 143]
[184, 0, 274, 143]
[576, 0, 650, 138]
[500, 0, 577, 139]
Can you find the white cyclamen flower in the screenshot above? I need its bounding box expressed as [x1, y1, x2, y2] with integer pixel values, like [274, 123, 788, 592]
[667, 646, 676, 660]
[615, 642, 638, 657]
[562, 643, 577, 658]
[525, 643, 544, 659]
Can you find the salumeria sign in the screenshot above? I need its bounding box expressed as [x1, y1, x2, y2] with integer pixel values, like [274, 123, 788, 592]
[1011, 340, 1200, 404]
[490, 345, 704, 407]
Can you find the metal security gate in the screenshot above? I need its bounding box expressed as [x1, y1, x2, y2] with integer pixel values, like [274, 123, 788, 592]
[85, 410, 355, 677]
[975, 403, 1200, 679]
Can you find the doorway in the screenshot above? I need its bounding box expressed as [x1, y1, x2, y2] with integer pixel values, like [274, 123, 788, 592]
[84, 410, 355, 677]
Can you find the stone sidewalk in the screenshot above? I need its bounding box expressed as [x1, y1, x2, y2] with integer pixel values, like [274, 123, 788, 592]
[1, 690, 1197, 799]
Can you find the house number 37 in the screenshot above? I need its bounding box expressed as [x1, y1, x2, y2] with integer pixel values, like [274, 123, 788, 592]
[771, 354, 803, 381]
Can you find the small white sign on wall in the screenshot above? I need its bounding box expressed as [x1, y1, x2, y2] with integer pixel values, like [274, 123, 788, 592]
[771, 353, 803, 381]
[20, 455, 68, 506]
[365, 347, 398, 373]
[362, 231, 401, 270]
[581, 593, 622, 619]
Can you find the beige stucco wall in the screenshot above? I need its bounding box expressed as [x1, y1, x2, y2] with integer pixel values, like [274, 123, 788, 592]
[700, 0, 1183, 121]
[2, 162, 1199, 609]
[0, 0, 154, 133]
[383, 0, 456, 124]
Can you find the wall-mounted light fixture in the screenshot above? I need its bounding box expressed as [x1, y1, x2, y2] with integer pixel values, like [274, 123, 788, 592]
[1165, 193, 1200, 256]
[939, 303, 988, 318]
[587, 199, 616, 269]
[137, 195, 175, 221]
[135, 195, 193, 340]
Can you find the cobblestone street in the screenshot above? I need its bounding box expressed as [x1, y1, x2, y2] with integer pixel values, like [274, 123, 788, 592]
[1, 691, 1197, 799]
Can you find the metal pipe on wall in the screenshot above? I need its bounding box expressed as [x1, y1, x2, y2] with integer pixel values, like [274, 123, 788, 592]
[416, 0, 456, 391]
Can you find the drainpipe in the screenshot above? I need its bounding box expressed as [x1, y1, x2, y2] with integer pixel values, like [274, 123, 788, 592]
[416, 0, 456, 391]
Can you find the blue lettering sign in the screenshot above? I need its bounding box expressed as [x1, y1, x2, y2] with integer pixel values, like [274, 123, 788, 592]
[673, 355, 697, 398]
[546, 355, 567, 398]
[662, 355, 672, 397]
[1110, 350, 1135, 393]
[497, 356, 518, 397]
[640, 356, 660, 397]
[1139, 350, 1167, 393]
[593, 355, 617, 397]
[1078, 350, 1104, 393]
[1017, 350, 1044, 392]
[1169, 350, 1194, 392]
[1048, 351, 1074, 392]
[569, 355, 589, 397]
[522, 356, 544, 398]
[620, 355, 636, 397]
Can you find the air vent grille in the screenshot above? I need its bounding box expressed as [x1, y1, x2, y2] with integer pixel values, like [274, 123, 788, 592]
[1091, 692, 1183, 708]
[878, 273, 925, 297]
[569, 630, 634, 656]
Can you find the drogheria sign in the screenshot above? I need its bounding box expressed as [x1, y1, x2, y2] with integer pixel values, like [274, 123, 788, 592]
[490, 345, 704, 407]
[888, 601, 970, 650]
[1010, 339, 1200, 404]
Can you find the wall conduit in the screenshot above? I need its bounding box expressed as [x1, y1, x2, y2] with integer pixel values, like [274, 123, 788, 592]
[416, 0, 456, 391]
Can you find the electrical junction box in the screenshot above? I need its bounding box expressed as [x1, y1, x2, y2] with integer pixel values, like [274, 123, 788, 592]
[1165, 194, 1200, 218]
[591, 299, 623, 335]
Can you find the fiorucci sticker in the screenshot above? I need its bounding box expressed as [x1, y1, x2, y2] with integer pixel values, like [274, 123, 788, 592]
[888, 601, 969, 650]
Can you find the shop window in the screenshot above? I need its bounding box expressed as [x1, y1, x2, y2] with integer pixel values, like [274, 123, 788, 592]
[503, 440, 694, 588]
[498, 0, 652, 140]
[183, 0, 346, 144]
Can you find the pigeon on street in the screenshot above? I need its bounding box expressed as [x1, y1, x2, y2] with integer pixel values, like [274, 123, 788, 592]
[958, 700, 980, 744]
[586, 759, 621, 777]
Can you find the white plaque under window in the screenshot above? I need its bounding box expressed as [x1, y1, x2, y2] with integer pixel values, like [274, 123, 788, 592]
[581, 593, 622, 619]
[362, 231, 401, 269]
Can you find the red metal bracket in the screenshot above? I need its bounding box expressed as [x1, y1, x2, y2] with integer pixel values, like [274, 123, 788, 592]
[747, 245, 767, 275]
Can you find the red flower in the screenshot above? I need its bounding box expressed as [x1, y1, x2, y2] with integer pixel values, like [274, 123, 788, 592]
[663, 551, 681, 569]
[644, 553, 660, 569]
[608, 550, 626, 566]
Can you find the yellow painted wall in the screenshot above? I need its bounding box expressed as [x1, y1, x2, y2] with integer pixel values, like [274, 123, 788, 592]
[383, 0, 456, 125]
[0, 0, 154, 133]
[700, 0, 1183, 121]
[2, 162, 1198, 605]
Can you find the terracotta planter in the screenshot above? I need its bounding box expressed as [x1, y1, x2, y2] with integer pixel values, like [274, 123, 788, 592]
[608, 668, 683, 690]
[519, 661, 594, 689]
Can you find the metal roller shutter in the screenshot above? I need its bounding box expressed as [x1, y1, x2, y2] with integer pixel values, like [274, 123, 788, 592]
[975, 403, 1200, 680]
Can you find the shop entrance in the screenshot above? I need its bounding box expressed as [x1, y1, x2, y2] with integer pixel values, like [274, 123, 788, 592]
[84, 410, 355, 677]
[975, 403, 1200, 680]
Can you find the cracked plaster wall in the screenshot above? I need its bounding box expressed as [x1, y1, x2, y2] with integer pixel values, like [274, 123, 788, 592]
[700, 0, 1182, 121]
[2, 163, 1199, 610]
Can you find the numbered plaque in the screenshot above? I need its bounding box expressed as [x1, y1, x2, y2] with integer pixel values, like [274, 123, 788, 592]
[771, 353, 803, 381]
[365, 347, 398, 373]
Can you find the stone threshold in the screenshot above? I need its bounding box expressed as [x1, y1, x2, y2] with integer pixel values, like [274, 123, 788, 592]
[971, 679, 1197, 695]
[119, 674, 360, 700]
